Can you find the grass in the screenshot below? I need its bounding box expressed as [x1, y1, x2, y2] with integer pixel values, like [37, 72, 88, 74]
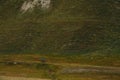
[0, 53, 120, 67]
[0, 62, 60, 78]
[0, 53, 120, 80]
[0, 60, 120, 80]
[57, 73, 120, 80]
[0, 0, 120, 79]
[0, 0, 119, 54]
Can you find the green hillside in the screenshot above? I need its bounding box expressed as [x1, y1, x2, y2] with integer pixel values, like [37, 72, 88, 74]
[0, 0, 120, 54]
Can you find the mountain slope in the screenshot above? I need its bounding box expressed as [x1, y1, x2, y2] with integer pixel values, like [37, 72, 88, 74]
[0, 0, 120, 54]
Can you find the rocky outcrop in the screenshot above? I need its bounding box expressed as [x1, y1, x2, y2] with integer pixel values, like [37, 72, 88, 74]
[21, 0, 51, 12]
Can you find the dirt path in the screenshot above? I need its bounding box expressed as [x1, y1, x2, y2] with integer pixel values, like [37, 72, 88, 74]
[0, 76, 50, 80]
[61, 66, 120, 74]
[52, 63, 120, 74]
[0, 61, 120, 74]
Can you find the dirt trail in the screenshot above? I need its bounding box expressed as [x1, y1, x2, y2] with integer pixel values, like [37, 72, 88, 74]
[0, 76, 50, 80]
[51, 63, 120, 74]
[0, 61, 120, 74]
[61, 66, 120, 74]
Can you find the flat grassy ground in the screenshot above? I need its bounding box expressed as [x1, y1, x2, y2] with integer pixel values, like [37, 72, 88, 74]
[0, 54, 120, 80]
[0, 53, 120, 67]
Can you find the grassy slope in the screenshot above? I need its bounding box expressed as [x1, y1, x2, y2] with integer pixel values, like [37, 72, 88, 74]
[0, 0, 120, 54]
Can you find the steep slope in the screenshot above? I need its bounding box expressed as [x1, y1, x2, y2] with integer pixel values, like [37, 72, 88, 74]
[0, 0, 120, 54]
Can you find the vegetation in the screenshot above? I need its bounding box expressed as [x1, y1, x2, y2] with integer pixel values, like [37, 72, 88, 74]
[0, 56, 120, 80]
[0, 0, 119, 54]
[0, 0, 120, 79]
